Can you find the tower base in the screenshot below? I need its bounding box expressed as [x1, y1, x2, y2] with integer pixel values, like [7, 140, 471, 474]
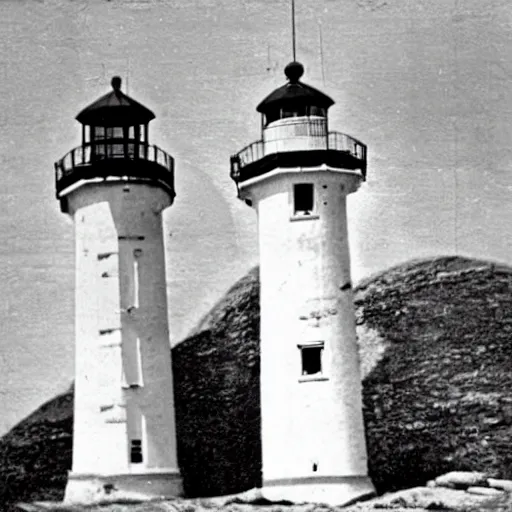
[64, 469, 183, 504]
[261, 476, 375, 506]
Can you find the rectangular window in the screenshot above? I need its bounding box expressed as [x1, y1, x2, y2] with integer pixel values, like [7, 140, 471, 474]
[294, 183, 314, 215]
[281, 109, 297, 118]
[122, 333, 144, 389]
[94, 126, 105, 140]
[133, 258, 139, 308]
[309, 106, 326, 117]
[133, 249, 142, 309]
[106, 126, 124, 139]
[110, 143, 125, 157]
[135, 338, 143, 386]
[127, 142, 136, 158]
[130, 439, 143, 463]
[300, 343, 324, 376]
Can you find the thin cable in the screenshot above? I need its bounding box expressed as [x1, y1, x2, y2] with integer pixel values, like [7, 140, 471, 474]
[126, 56, 130, 94]
[318, 20, 326, 86]
[291, 0, 296, 61]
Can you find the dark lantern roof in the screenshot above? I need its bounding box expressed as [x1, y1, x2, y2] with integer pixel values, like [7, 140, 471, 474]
[256, 62, 335, 114]
[76, 76, 156, 126]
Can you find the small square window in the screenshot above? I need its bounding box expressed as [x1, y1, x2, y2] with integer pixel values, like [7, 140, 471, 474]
[294, 183, 314, 215]
[300, 345, 323, 376]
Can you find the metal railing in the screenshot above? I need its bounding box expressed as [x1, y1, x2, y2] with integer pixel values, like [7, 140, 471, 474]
[55, 141, 174, 194]
[230, 130, 367, 177]
[233, 139, 266, 170]
[327, 132, 367, 161]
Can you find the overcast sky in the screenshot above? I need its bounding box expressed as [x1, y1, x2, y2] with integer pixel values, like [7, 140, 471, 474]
[0, 0, 511, 435]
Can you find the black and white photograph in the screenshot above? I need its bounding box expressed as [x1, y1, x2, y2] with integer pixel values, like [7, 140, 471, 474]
[0, 0, 512, 511]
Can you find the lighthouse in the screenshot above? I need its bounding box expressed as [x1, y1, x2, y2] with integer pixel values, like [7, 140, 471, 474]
[230, 62, 375, 506]
[55, 77, 182, 502]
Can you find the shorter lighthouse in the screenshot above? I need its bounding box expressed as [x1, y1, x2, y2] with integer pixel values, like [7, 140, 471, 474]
[230, 62, 375, 506]
[55, 77, 182, 502]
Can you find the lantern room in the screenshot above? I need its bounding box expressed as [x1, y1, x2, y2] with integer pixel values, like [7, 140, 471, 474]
[258, 62, 333, 123]
[230, 62, 367, 190]
[76, 76, 154, 161]
[257, 62, 334, 155]
[55, 76, 175, 213]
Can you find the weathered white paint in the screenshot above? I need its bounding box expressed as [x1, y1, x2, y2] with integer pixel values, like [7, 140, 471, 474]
[238, 116, 374, 506]
[263, 117, 328, 155]
[62, 180, 182, 503]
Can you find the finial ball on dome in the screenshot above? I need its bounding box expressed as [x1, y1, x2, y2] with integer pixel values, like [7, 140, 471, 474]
[111, 76, 122, 92]
[284, 61, 304, 83]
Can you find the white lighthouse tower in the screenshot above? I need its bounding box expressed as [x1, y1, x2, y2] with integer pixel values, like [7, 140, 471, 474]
[230, 62, 375, 506]
[55, 77, 182, 503]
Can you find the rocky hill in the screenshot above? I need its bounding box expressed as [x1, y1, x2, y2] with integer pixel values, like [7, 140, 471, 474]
[2, 256, 512, 509]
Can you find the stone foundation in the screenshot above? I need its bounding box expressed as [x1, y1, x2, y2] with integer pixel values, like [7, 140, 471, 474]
[64, 469, 183, 504]
[261, 475, 375, 506]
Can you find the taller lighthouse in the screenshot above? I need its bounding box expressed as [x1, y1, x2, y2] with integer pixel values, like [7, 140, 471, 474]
[55, 77, 182, 502]
[230, 62, 374, 506]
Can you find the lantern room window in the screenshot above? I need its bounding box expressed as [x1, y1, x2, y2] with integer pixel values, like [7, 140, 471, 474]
[263, 105, 327, 126]
[107, 127, 124, 139]
[86, 124, 148, 161]
[93, 126, 105, 140]
[263, 110, 280, 126]
[309, 106, 326, 117]
[89, 126, 145, 143]
[282, 106, 308, 118]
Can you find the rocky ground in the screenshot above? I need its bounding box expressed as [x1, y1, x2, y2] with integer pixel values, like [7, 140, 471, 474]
[14, 472, 512, 512]
[2, 256, 512, 510]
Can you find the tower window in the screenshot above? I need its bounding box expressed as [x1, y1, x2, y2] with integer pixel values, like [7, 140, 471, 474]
[133, 250, 141, 309]
[130, 439, 143, 463]
[294, 183, 314, 215]
[300, 344, 324, 376]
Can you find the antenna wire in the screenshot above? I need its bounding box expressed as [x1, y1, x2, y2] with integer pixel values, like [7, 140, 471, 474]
[291, 0, 296, 61]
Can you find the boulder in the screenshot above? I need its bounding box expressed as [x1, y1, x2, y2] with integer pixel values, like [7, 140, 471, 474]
[368, 486, 498, 510]
[435, 471, 489, 489]
[487, 479, 512, 492]
[467, 486, 505, 496]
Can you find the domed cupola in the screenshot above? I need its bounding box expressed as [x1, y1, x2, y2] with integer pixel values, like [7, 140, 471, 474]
[76, 76, 155, 126]
[257, 62, 334, 126]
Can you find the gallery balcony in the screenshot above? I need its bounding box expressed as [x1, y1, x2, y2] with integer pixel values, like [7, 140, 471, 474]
[55, 141, 175, 200]
[230, 131, 367, 185]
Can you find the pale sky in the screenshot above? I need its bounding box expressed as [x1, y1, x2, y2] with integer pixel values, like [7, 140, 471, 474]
[0, 0, 511, 435]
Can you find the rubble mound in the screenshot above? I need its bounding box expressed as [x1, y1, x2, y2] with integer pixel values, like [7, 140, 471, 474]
[360, 257, 512, 492]
[14, 473, 512, 511]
